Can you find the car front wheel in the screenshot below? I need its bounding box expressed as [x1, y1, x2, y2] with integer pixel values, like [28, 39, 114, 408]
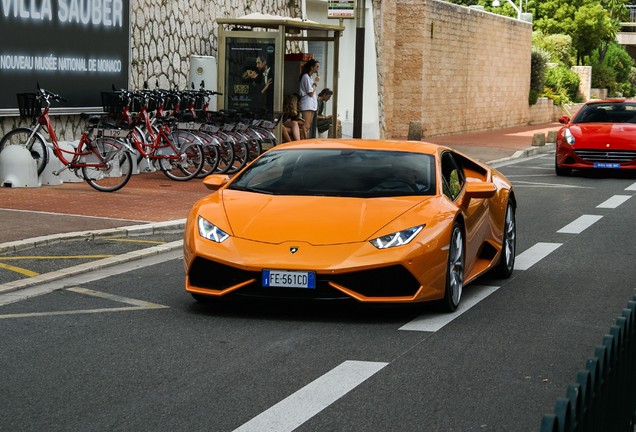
[493, 201, 516, 278]
[441, 222, 464, 312]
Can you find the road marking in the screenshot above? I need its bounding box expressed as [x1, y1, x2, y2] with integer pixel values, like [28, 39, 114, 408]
[104, 238, 167, 245]
[0, 255, 113, 260]
[557, 215, 603, 234]
[399, 285, 500, 332]
[515, 243, 562, 271]
[0, 262, 39, 277]
[506, 180, 592, 189]
[597, 195, 631, 209]
[233, 360, 387, 432]
[0, 207, 149, 223]
[626, 182, 636, 191]
[0, 287, 168, 319]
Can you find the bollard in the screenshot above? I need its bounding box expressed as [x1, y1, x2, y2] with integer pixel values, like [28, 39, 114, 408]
[407, 121, 423, 141]
[532, 132, 546, 146]
[0, 145, 40, 188]
[547, 130, 557, 143]
[554, 398, 573, 432]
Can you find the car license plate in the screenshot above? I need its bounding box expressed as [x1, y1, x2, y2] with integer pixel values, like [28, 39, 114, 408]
[594, 162, 620, 169]
[262, 270, 316, 289]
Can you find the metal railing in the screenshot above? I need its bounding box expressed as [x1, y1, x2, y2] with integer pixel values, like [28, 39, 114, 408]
[540, 295, 636, 431]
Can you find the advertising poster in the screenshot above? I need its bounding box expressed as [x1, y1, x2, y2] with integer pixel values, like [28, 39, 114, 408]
[224, 37, 276, 116]
[0, 0, 131, 111]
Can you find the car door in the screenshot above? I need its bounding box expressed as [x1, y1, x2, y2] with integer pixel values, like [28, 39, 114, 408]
[441, 151, 491, 276]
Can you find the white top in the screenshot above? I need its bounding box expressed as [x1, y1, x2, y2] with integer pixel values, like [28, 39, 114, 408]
[299, 74, 317, 111]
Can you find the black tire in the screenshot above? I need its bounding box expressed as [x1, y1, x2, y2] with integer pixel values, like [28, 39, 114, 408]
[0, 127, 49, 175]
[194, 132, 220, 178]
[493, 201, 516, 278]
[226, 138, 249, 174]
[247, 138, 263, 161]
[159, 141, 205, 181]
[214, 139, 235, 174]
[81, 138, 133, 192]
[441, 222, 464, 312]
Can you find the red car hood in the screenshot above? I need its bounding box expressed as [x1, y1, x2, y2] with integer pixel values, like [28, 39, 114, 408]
[571, 123, 636, 148]
[220, 190, 431, 245]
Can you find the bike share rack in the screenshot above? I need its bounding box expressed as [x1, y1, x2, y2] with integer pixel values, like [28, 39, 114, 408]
[39, 141, 84, 185]
[0, 145, 39, 188]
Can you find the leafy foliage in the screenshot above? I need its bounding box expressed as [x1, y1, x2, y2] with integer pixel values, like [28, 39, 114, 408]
[530, 48, 549, 104]
[591, 42, 636, 95]
[543, 65, 581, 104]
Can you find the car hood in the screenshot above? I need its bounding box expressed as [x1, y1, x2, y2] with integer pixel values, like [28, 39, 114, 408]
[219, 189, 431, 245]
[571, 123, 636, 147]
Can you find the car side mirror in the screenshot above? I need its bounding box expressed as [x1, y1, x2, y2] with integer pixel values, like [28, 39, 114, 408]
[559, 115, 570, 124]
[461, 181, 496, 206]
[203, 174, 231, 191]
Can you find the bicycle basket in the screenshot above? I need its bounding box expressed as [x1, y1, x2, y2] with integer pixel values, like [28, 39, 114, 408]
[17, 93, 42, 121]
[101, 92, 127, 116]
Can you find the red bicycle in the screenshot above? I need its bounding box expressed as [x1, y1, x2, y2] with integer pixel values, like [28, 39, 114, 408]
[0, 86, 134, 192]
[103, 89, 205, 181]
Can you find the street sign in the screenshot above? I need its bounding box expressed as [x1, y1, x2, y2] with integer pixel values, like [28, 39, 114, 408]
[328, 0, 356, 19]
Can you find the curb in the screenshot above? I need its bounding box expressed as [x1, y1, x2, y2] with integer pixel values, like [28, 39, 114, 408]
[489, 143, 555, 166]
[0, 240, 183, 295]
[0, 219, 186, 295]
[0, 219, 186, 255]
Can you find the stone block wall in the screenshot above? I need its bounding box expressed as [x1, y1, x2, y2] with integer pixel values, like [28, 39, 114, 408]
[375, 0, 533, 139]
[1, 0, 298, 138]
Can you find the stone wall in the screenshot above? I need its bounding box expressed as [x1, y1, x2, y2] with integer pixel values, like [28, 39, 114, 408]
[375, 0, 534, 139]
[0, 0, 299, 138]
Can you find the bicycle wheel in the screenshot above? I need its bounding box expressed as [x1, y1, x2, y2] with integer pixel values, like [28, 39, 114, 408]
[225, 137, 249, 174]
[0, 127, 49, 175]
[247, 138, 262, 161]
[132, 125, 158, 164]
[158, 141, 205, 181]
[213, 134, 235, 174]
[194, 131, 220, 178]
[81, 138, 133, 192]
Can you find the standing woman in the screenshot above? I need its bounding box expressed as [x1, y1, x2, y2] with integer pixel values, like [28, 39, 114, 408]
[298, 59, 320, 139]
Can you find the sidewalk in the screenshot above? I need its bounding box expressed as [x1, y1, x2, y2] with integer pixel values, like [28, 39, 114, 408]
[0, 122, 561, 246]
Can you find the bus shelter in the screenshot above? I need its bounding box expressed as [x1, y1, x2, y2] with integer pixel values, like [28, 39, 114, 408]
[216, 14, 344, 141]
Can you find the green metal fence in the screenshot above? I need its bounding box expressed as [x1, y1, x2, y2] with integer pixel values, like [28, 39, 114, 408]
[540, 296, 636, 431]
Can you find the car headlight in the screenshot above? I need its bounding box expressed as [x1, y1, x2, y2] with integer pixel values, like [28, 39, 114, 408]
[564, 128, 575, 145]
[198, 216, 230, 243]
[370, 225, 424, 249]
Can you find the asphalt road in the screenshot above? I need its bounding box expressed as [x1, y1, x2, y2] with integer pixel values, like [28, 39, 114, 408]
[1, 153, 635, 431]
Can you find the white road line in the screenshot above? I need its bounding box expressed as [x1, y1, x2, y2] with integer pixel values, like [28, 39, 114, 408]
[0, 287, 168, 319]
[597, 195, 632, 209]
[515, 243, 562, 271]
[399, 285, 500, 332]
[233, 360, 387, 432]
[557, 215, 603, 234]
[507, 180, 592, 189]
[626, 182, 636, 191]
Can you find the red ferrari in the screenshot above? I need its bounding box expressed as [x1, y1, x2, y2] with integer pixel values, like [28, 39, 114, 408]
[555, 100, 636, 176]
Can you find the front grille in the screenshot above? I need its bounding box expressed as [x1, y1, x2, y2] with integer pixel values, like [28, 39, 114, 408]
[574, 149, 636, 164]
[189, 257, 420, 299]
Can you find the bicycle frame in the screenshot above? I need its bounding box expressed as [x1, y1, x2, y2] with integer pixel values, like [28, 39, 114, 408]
[37, 102, 128, 171]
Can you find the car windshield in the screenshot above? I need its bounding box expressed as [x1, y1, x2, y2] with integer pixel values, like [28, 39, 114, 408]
[573, 102, 636, 124]
[229, 148, 436, 198]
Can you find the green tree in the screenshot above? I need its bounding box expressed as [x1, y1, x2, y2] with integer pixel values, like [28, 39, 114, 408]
[571, 3, 613, 64]
[532, 31, 575, 65]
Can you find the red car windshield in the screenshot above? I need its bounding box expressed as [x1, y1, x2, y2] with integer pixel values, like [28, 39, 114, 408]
[229, 148, 436, 198]
[573, 102, 636, 124]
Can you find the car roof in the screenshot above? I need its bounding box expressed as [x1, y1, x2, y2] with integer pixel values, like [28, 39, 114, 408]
[273, 139, 449, 155]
